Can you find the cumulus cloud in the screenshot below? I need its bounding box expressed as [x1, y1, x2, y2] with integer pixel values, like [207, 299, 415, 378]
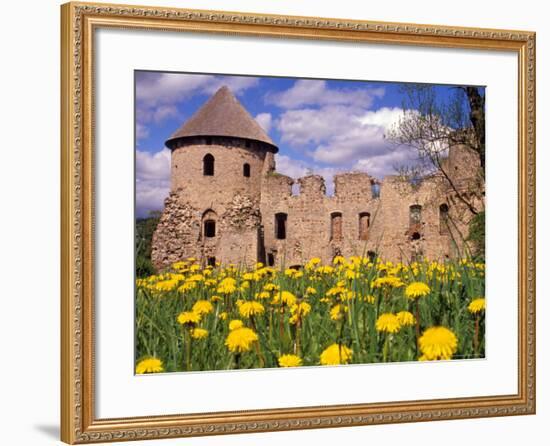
[255, 113, 272, 133]
[276, 105, 417, 178]
[136, 148, 171, 217]
[266, 79, 384, 109]
[135, 72, 261, 142]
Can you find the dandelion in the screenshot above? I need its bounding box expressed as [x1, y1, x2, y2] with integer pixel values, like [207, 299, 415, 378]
[229, 319, 244, 331]
[290, 302, 311, 318]
[320, 343, 353, 365]
[239, 301, 265, 318]
[330, 304, 348, 321]
[225, 327, 259, 353]
[468, 298, 486, 314]
[405, 282, 431, 299]
[278, 354, 303, 367]
[273, 290, 297, 307]
[305, 287, 317, 295]
[375, 313, 401, 334]
[136, 357, 164, 374]
[177, 311, 201, 326]
[372, 276, 404, 289]
[332, 255, 345, 265]
[396, 311, 416, 327]
[191, 328, 208, 340]
[192, 300, 214, 316]
[217, 277, 237, 294]
[218, 311, 228, 320]
[418, 326, 458, 360]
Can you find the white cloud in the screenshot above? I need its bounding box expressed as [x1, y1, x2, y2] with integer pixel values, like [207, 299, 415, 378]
[136, 148, 171, 217]
[276, 105, 417, 177]
[267, 79, 384, 109]
[135, 72, 260, 132]
[255, 112, 272, 133]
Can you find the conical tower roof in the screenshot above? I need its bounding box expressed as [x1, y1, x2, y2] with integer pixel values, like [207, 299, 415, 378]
[165, 86, 277, 152]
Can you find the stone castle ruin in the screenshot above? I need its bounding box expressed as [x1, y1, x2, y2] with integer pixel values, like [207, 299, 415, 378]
[152, 86, 482, 270]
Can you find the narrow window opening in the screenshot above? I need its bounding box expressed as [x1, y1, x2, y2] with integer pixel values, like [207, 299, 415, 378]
[207, 257, 216, 267]
[267, 253, 275, 266]
[243, 163, 251, 177]
[439, 203, 450, 235]
[330, 212, 343, 241]
[411, 232, 421, 241]
[204, 220, 216, 238]
[359, 212, 370, 241]
[275, 213, 287, 240]
[203, 154, 214, 176]
[371, 180, 381, 199]
[409, 204, 422, 227]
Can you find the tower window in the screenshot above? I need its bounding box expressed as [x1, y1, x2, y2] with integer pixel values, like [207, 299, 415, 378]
[204, 220, 216, 238]
[409, 204, 422, 227]
[330, 212, 343, 241]
[371, 180, 381, 199]
[275, 213, 287, 240]
[243, 163, 251, 177]
[267, 253, 275, 266]
[207, 256, 216, 267]
[359, 212, 370, 241]
[203, 154, 214, 176]
[439, 203, 450, 235]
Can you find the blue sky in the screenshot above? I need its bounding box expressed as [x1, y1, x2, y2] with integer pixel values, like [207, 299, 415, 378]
[135, 71, 478, 217]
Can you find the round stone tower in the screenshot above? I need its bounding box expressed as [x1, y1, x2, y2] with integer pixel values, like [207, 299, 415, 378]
[152, 86, 278, 269]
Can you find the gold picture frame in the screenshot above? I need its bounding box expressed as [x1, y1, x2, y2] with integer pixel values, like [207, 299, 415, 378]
[60, 2, 536, 443]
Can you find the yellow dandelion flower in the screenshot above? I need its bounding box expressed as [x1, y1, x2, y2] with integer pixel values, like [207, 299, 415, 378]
[372, 276, 404, 289]
[263, 283, 279, 292]
[218, 311, 228, 320]
[320, 343, 353, 365]
[290, 302, 311, 317]
[332, 255, 345, 265]
[418, 326, 458, 360]
[136, 357, 164, 374]
[396, 311, 416, 326]
[210, 295, 222, 302]
[228, 319, 244, 331]
[188, 274, 204, 282]
[154, 279, 180, 292]
[242, 273, 254, 281]
[177, 311, 201, 326]
[375, 313, 401, 333]
[239, 301, 265, 318]
[217, 277, 237, 294]
[255, 291, 271, 300]
[192, 300, 214, 316]
[278, 354, 303, 367]
[316, 265, 335, 274]
[468, 298, 486, 314]
[330, 304, 348, 321]
[405, 281, 431, 299]
[305, 287, 317, 295]
[191, 328, 208, 339]
[178, 281, 196, 292]
[273, 290, 297, 306]
[344, 269, 359, 280]
[225, 327, 259, 353]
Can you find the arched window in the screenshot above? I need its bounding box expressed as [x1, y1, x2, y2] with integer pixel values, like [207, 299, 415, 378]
[439, 203, 450, 235]
[203, 154, 214, 176]
[243, 163, 251, 177]
[202, 209, 217, 238]
[409, 204, 422, 227]
[330, 212, 343, 241]
[275, 213, 287, 240]
[359, 212, 370, 241]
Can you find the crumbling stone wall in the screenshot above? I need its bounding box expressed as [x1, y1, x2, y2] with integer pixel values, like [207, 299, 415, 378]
[152, 139, 483, 271]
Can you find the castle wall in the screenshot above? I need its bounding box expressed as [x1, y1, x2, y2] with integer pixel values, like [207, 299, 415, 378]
[153, 141, 483, 270]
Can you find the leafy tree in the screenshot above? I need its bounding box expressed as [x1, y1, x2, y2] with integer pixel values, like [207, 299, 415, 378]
[136, 211, 161, 277]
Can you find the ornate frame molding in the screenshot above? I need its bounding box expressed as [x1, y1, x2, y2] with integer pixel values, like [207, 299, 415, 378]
[60, 2, 536, 443]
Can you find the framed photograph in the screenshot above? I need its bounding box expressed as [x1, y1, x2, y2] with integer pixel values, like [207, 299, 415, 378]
[60, 2, 536, 443]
